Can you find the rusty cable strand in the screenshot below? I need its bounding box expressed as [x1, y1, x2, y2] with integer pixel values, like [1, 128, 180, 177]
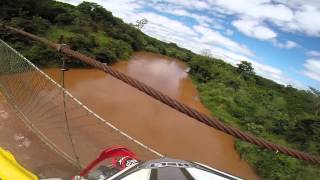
[4, 25, 320, 164]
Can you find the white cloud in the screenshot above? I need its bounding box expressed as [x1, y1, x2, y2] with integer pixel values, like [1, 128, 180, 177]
[212, 0, 320, 37]
[193, 25, 254, 56]
[147, 4, 224, 29]
[148, 0, 210, 10]
[283, 40, 298, 49]
[293, 5, 320, 37]
[229, 11, 292, 49]
[93, 0, 143, 22]
[274, 40, 298, 49]
[58, 0, 81, 5]
[302, 59, 320, 82]
[307, 50, 320, 57]
[213, 0, 294, 22]
[274, 0, 320, 8]
[158, 0, 320, 38]
[141, 12, 197, 37]
[232, 18, 299, 49]
[232, 18, 277, 40]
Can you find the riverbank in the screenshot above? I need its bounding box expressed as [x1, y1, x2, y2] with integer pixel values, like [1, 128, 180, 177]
[186, 54, 320, 179]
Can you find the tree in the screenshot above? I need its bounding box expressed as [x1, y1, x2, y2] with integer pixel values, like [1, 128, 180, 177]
[309, 87, 320, 117]
[237, 61, 255, 79]
[54, 13, 74, 25]
[9, 16, 49, 35]
[67, 34, 96, 50]
[310, 87, 320, 96]
[289, 118, 320, 152]
[201, 49, 212, 57]
[94, 47, 117, 64]
[135, 18, 148, 30]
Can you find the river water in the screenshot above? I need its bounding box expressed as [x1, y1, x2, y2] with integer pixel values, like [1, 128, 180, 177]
[47, 52, 259, 179]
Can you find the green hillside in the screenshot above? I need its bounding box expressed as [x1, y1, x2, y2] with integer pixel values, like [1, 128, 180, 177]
[1, 0, 320, 179]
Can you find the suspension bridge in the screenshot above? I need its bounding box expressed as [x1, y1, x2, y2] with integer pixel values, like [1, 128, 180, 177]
[0, 38, 162, 169]
[0, 25, 319, 170]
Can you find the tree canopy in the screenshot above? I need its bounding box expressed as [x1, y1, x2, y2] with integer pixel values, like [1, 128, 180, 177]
[237, 61, 255, 79]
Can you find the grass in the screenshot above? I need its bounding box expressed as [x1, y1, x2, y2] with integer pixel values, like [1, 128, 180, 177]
[45, 26, 75, 41]
[90, 31, 111, 46]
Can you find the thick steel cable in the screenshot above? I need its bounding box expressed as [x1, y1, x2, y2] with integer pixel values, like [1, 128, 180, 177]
[4, 25, 320, 164]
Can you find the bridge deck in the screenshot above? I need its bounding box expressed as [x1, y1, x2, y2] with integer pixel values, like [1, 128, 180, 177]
[0, 92, 78, 179]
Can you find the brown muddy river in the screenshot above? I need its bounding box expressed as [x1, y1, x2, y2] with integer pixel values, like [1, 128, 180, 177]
[48, 52, 259, 179]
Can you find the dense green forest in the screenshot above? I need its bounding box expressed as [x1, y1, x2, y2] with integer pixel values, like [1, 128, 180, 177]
[1, 0, 320, 179]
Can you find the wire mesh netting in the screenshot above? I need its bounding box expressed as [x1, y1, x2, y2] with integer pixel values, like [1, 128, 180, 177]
[0, 39, 162, 168]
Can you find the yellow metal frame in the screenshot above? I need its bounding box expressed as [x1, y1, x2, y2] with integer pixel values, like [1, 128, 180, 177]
[0, 147, 38, 180]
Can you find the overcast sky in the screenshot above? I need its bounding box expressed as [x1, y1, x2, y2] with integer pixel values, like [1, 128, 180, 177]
[59, 0, 320, 89]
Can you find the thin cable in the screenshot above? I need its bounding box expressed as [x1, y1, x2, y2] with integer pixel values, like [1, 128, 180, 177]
[60, 52, 81, 169]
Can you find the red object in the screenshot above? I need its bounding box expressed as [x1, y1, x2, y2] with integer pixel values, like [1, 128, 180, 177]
[73, 146, 138, 179]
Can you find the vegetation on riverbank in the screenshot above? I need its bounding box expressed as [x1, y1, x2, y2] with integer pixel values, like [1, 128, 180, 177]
[1, 0, 320, 179]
